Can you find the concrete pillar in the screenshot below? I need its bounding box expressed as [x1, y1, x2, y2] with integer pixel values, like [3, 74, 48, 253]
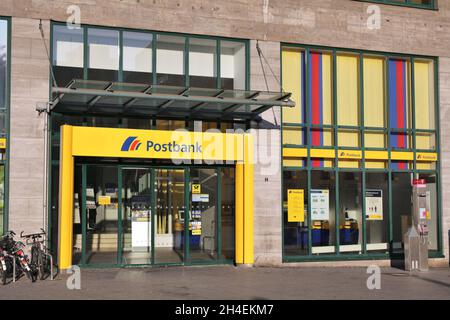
[9, 18, 49, 234]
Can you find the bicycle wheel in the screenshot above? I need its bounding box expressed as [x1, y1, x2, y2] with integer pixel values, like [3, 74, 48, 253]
[38, 252, 47, 280]
[0, 267, 6, 285]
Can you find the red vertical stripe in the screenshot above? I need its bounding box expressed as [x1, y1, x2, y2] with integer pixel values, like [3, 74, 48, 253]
[130, 139, 140, 151]
[396, 61, 406, 149]
[311, 53, 321, 147]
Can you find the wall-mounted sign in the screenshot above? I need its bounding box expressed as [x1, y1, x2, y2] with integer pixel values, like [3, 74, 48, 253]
[416, 152, 437, 162]
[287, 189, 304, 222]
[192, 184, 201, 194]
[365, 189, 383, 220]
[0, 138, 6, 149]
[192, 194, 209, 202]
[338, 150, 362, 160]
[98, 195, 111, 205]
[311, 189, 329, 221]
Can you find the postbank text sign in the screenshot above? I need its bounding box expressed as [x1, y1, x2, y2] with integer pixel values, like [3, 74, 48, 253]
[70, 126, 245, 162]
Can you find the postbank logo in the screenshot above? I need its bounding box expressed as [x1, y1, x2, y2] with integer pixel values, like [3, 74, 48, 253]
[121, 136, 142, 151]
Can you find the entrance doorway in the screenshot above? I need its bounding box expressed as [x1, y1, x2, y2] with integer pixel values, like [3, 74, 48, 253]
[72, 163, 235, 267]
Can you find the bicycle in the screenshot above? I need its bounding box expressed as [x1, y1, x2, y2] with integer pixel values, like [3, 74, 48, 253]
[21, 229, 56, 280]
[0, 231, 36, 283]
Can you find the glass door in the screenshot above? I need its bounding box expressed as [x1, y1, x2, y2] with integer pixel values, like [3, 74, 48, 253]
[81, 164, 119, 265]
[121, 167, 153, 265]
[154, 168, 185, 264]
[189, 168, 218, 262]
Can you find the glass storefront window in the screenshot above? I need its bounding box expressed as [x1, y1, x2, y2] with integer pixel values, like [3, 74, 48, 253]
[220, 41, 246, 90]
[391, 172, 412, 253]
[88, 28, 119, 81]
[365, 173, 389, 253]
[0, 164, 4, 234]
[123, 31, 153, 84]
[283, 170, 308, 256]
[156, 35, 185, 86]
[0, 19, 7, 110]
[338, 172, 362, 254]
[311, 170, 336, 255]
[52, 25, 84, 88]
[189, 38, 217, 88]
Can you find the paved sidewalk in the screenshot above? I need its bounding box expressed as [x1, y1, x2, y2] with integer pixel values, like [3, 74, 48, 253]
[0, 266, 449, 300]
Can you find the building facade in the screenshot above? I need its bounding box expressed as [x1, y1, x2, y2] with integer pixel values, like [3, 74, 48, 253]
[0, 0, 448, 268]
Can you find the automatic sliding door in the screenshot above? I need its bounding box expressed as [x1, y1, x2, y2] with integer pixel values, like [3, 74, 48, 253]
[154, 169, 185, 264]
[84, 165, 119, 265]
[121, 168, 152, 265]
[189, 168, 218, 262]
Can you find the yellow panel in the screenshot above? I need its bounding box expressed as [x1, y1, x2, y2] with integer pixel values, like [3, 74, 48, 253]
[283, 159, 304, 167]
[71, 126, 244, 161]
[416, 131, 435, 150]
[235, 163, 244, 264]
[243, 134, 254, 265]
[364, 57, 385, 127]
[414, 60, 435, 130]
[58, 125, 74, 270]
[282, 49, 302, 124]
[416, 163, 434, 170]
[322, 53, 333, 125]
[283, 148, 307, 158]
[0, 138, 6, 149]
[391, 151, 414, 161]
[365, 132, 385, 148]
[338, 149, 362, 159]
[365, 150, 389, 160]
[282, 127, 303, 145]
[337, 54, 359, 148]
[416, 152, 437, 162]
[311, 148, 335, 158]
[288, 189, 304, 222]
[338, 160, 359, 168]
[365, 161, 386, 169]
[337, 54, 359, 126]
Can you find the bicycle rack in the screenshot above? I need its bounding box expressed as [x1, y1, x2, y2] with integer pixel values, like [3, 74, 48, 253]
[43, 252, 54, 281]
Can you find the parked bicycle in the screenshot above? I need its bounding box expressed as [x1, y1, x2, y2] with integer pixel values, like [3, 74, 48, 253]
[0, 231, 36, 283]
[21, 229, 56, 280]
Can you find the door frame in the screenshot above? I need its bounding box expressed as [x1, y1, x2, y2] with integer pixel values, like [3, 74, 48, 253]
[77, 162, 233, 268]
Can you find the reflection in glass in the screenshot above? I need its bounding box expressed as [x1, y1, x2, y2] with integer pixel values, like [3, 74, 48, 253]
[220, 41, 246, 89]
[155, 169, 185, 264]
[52, 25, 84, 88]
[123, 32, 153, 84]
[122, 168, 152, 265]
[157, 35, 185, 86]
[88, 28, 119, 81]
[189, 168, 218, 262]
[189, 38, 217, 88]
[391, 172, 412, 253]
[283, 171, 308, 256]
[338, 172, 362, 254]
[311, 171, 336, 254]
[80, 165, 119, 265]
[221, 168, 235, 260]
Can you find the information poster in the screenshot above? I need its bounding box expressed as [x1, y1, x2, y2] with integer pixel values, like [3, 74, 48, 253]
[365, 189, 383, 220]
[287, 189, 304, 222]
[311, 189, 329, 221]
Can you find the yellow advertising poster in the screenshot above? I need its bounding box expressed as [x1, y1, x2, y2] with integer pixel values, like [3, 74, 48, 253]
[0, 138, 6, 149]
[192, 184, 201, 194]
[287, 189, 304, 222]
[98, 196, 111, 205]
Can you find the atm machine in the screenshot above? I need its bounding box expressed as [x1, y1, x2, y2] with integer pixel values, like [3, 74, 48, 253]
[404, 179, 430, 271]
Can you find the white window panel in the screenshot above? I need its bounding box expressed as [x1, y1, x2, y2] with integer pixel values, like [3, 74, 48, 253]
[89, 44, 119, 70]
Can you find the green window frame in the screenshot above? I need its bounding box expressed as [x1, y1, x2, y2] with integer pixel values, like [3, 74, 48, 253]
[50, 21, 250, 91]
[0, 16, 10, 235]
[280, 43, 443, 262]
[354, 0, 437, 10]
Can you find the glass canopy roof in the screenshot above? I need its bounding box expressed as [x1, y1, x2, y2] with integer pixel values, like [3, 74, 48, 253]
[50, 79, 295, 121]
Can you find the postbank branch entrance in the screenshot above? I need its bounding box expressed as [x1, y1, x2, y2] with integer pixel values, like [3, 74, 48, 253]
[58, 125, 254, 269]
